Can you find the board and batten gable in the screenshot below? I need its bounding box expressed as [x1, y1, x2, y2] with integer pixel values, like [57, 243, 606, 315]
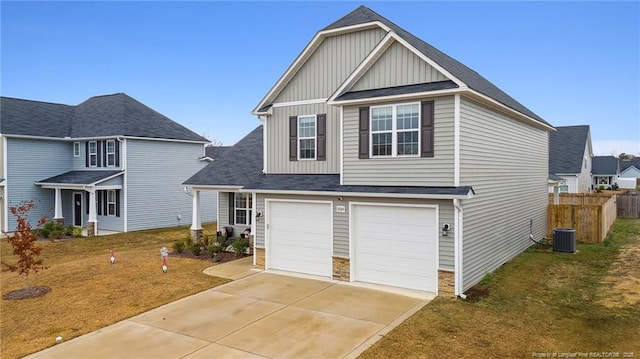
[267, 103, 340, 174]
[125, 139, 216, 231]
[459, 97, 548, 291]
[273, 27, 386, 103]
[342, 96, 455, 186]
[351, 41, 449, 91]
[5, 137, 72, 229]
[254, 193, 456, 270]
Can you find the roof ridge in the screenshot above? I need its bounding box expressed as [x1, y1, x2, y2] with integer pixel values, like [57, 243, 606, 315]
[0, 96, 74, 107]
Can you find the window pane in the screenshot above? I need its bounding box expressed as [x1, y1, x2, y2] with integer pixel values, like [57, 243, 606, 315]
[371, 107, 392, 131]
[372, 133, 392, 156]
[299, 138, 315, 159]
[107, 141, 115, 153]
[235, 209, 247, 225]
[397, 104, 419, 130]
[397, 131, 419, 155]
[298, 116, 316, 138]
[236, 193, 247, 208]
[89, 142, 97, 154]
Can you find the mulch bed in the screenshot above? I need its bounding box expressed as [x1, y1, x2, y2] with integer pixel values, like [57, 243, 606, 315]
[171, 250, 248, 264]
[3, 286, 51, 300]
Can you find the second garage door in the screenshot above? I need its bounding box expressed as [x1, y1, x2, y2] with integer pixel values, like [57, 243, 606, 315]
[267, 201, 332, 278]
[352, 203, 438, 293]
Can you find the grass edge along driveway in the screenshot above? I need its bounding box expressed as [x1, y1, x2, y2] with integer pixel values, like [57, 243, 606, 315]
[360, 219, 640, 358]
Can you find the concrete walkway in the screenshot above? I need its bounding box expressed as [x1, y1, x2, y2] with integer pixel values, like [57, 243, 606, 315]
[25, 258, 433, 359]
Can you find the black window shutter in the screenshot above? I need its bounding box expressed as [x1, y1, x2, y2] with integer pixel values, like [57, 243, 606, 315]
[228, 192, 235, 225]
[85, 142, 89, 167]
[97, 141, 103, 167]
[358, 107, 370, 159]
[85, 193, 89, 215]
[316, 114, 326, 161]
[103, 191, 108, 215]
[115, 190, 121, 217]
[97, 191, 102, 216]
[115, 141, 120, 167]
[289, 116, 298, 161]
[421, 101, 435, 158]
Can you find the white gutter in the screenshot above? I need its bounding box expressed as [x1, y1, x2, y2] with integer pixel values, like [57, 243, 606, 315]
[453, 198, 466, 299]
[243, 188, 474, 200]
[2, 133, 208, 144]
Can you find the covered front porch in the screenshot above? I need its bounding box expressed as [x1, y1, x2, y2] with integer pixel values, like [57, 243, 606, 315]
[35, 170, 124, 236]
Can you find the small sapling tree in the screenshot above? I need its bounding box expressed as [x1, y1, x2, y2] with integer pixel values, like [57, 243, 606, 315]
[2, 200, 48, 289]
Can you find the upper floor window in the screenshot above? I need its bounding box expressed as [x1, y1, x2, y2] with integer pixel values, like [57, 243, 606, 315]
[371, 103, 420, 157]
[289, 114, 326, 162]
[234, 193, 252, 225]
[298, 115, 316, 160]
[73, 142, 80, 157]
[107, 140, 116, 167]
[88, 141, 97, 167]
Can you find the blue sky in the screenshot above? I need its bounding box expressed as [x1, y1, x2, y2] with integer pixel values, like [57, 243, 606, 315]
[1, 1, 638, 155]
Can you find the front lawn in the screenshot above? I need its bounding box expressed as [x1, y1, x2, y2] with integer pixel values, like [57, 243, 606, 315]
[0, 223, 227, 359]
[360, 219, 640, 358]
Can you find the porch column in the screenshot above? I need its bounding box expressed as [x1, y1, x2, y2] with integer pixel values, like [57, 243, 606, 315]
[190, 189, 203, 241]
[53, 188, 64, 224]
[553, 185, 560, 205]
[87, 190, 97, 237]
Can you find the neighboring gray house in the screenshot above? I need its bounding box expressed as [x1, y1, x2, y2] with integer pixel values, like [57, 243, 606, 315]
[592, 156, 619, 187]
[548, 125, 593, 193]
[185, 6, 553, 297]
[0, 93, 217, 235]
[619, 157, 640, 179]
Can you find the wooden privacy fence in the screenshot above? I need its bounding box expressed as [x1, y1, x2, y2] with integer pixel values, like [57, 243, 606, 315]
[547, 193, 617, 243]
[617, 192, 640, 218]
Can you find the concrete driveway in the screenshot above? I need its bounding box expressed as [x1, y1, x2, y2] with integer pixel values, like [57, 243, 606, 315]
[25, 258, 433, 359]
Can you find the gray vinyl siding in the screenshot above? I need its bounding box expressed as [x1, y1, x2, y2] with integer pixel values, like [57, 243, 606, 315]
[274, 28, 386, 103]
[5, 138, 72, 229]
[459, 97, 548, 291]
[254, 193, 454, 270]
[267, 103, 340, 174]
[351, 41, 448, 91]
[342, 96, 455, 186]
[126, 139, 216, 231]
[96, 189, 124, 231]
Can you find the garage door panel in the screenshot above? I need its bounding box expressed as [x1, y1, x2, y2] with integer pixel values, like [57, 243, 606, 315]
[354, 204, 438, 293]
[268, 201, 332, 278]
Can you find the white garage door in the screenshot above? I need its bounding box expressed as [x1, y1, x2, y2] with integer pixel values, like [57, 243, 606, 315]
[353, 204, 438, 292]
[267, 201, 332, 277]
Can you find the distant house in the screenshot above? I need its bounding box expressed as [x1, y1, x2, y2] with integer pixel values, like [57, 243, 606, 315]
[548, 125, 593, 193]
[185, 6, 553, 297]
[0, 93, 217, 235]
[200, 145, 231, 162]
[592, 155, 640, 189]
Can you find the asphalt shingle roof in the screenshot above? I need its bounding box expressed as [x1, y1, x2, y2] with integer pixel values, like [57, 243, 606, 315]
[335, 81, 458, 101]
[1, 93, 208, 142]
[323, 6, 549, 127]
[620, 157, 640, 173]
[592, 156, 618, 175]
[37, 170, 123, 185]
[204, 146, 231, 159]
[549, 125, 590, 175]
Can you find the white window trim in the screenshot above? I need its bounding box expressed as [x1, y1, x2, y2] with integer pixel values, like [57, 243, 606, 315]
[73, 142, 80, 157]
[370, 102, 421, 158]
[106, 140, 116, 167]
[298, 115, 317, 160]
[88, 141, 97, 167]
[234, 193, 253, 226]
[107, 189, 116, 217]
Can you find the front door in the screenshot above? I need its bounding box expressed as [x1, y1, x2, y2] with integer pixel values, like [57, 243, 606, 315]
[73, 192, 83, 227]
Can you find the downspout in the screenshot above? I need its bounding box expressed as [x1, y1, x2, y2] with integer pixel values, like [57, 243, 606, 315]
[257, 115, 267, 174]
[117, 137, 127, 232]
[453, 198, 466, 299]
[2, 136, 8, 234]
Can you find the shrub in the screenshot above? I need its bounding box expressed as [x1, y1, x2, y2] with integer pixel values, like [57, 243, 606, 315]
[190, 242, 202, 256]
[231, 238, 250, 257]
[184, 234, 193, 247]
[172, 240, 185, 254]
[207, 242, 224, 257]
[64, 224, 75, 236]
[39, 221, 65, 238]
[598, 184, 605, 191]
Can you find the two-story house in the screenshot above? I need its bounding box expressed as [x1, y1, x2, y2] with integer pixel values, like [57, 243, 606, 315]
[186, 6, 553, 297]
[1, 93, 217, 235]
[548, 125, 593, 193]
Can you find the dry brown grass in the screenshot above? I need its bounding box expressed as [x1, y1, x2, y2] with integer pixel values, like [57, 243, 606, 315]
[1, 223, 227, 359]
[360, 219, 640, 358]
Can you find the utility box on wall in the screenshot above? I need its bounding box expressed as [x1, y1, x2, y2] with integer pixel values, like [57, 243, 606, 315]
[553, 228, 576, 253]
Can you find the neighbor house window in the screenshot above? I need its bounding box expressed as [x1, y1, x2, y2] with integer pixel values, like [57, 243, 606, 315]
[106, 140, 116, 167]
[88, 141, 97, 167]
[107, 190, 116, 216]
[371, 103, 420, 157]
[298, 115, 316, 160]
[559, 185, 569, 193]
[73, 142, 80, 157]
[234, 193, 252, 225]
